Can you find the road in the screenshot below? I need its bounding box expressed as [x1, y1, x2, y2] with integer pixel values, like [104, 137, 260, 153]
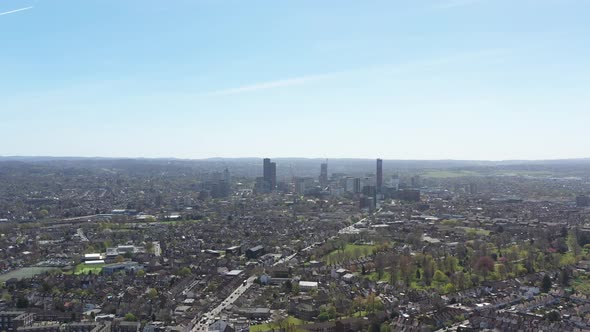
[339, 208, 382, 234]
[76, 228, 89, 242]
[273, 253, 297, 266]
[182, 278, 200, 296]
[64, 214, 99, 221]
[191, 276, 256, 332]
[190, 208, 383, 331]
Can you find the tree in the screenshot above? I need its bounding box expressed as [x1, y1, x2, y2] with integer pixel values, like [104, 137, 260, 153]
[452, 271, 467, 291]
[146, 242, 154, 254]
[39, 209, 49, 218]
[497, 264, 507, 279]
[422, 258, 434, 286]
[115, 255, 125, 263]
[399, 255, 414, 286]
[317, 312, 330, 322]
[292, 283, 300, 295]
[541, 274, 552, 293]
[443, 256, 459, 274]
[41, 281, 52, 293]
[16, 296, 29, 308]
[375, 253, 386, 279]
[124, 313, 137, 321]
[567, 231, 582, 256]
[388, 254, 399, 285]
[474, 256, 495, 280]
[545, 310, 560, 322]
[555, 238, 568, 254]
[559, 268, 571, 287]
[370, 322, 380, 332]
[283, 280, 293, 293]
[148, 288, 158, 300]
[328, 305, 337, 319]
[560, 226, 568, 238]
[2, 293, 12, 302]
[433, 270, 449, 285]
[176, 267, 191, 277]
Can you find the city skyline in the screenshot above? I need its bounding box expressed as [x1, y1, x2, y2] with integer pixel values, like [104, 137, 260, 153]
[1, 0, 589, 159]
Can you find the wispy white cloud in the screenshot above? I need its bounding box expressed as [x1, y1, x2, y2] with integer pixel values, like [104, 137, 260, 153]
[200, 48, 510, 98]
[201, 73, 333, 97]
[433, 0, 486, 9]
[0, 6, 34, 16]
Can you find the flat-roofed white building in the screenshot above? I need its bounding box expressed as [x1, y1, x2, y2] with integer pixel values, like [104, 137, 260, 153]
[83, 253, 103, 261]
[299, 281, 319, 290]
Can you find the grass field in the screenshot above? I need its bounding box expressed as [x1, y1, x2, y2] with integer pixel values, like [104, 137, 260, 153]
[457, 227, 491, 236]
[0, 267, 58, 282]
[498, 170, 554, 177]
[322, 244, 377, 265]
[573, 274, 590, 295]
[423, 169, 556, 179]
[249, 317, 304, 332]
[73, 263, 104, 275]
[367, 271, 391, 282]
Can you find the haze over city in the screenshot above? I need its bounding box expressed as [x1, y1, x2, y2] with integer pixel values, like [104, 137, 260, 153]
[1, 0, 589, 160]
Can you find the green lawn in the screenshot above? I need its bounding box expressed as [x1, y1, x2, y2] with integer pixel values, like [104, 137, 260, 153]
[249, 317, 304, 332]
[73, 263, 104, 275]
[0, 267, 58, 282]
[423, 169, 554, 178]
[497, 170, 554, 177]
[322, 244, 377, 265]
[457, 227, 491, 236]
[367, 271, 391, 282]
[573, 274, 590, 295]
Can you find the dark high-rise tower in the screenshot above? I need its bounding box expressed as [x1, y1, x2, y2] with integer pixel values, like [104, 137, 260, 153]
[263, 158, 271, 184]
[353, 178, 362, 194]
[319, 162, 328, 187]
[270, 162, 276, 190]
[376, 158, 383, 194]
[262, 158, 276, 192]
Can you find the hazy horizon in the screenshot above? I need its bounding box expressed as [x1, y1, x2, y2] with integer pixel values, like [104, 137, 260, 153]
[1, 155, 590, 163]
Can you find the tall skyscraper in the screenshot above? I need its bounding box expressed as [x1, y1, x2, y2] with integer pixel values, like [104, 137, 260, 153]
[319, 162, 328, 187]
[270, 161, 276, 190]
[262, 158, 277, 192]
[353, 178, 362, 194]
[376, 158, 383, 194]
[263, 158, 271, 184]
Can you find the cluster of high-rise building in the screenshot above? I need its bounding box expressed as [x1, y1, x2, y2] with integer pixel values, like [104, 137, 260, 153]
[255, 158, 420, 210]
[199, 168, 231, 198]
[255, 158, 277, 193]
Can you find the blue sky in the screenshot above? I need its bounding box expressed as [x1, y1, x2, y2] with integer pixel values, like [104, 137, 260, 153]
[1, 0, 589, 160]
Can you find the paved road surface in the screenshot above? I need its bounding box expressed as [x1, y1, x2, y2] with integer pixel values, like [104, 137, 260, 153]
[191, 208, 382, 331]
[339, 208, 382, 234]
[191, 276, 256, 332]
[76, 228, 89, 242]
